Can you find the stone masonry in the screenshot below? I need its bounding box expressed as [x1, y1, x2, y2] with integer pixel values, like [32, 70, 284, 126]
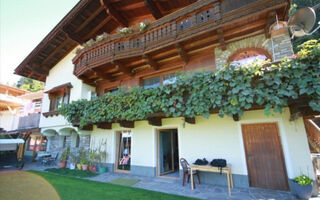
[214, 28, 294, 68]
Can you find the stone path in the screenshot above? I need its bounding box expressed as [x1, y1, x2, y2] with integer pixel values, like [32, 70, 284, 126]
[88, 172, 297, 200]
[2, 161, 313, 200]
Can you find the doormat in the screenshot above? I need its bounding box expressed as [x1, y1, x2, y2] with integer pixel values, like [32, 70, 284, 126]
[109, 178, 140, 186]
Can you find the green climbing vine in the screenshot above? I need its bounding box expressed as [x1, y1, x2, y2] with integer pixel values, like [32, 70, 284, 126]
[59, 40, 320, 128]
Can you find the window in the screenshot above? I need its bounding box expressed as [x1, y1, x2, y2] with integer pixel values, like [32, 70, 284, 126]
[228, 48, 271, 66]
[45, 83, 72, 111]
[143, 76, 160, 89]
[109, 88, 119, 94]
[28, 136, 47, 152]
[142, 72, 177, 89]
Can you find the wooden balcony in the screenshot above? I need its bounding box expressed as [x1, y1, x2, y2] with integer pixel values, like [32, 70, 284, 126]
[73, 0, 289, 84]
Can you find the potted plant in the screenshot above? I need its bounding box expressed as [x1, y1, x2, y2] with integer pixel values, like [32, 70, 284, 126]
[291, 174, 313, 199]
[88, 150, 98, 172]
[77, 147, 85, 170]
[97, 149, 107, 173]
[69, 152, 77, 170]
[80, 158, 88, 171]
[59, 147, 70, 168]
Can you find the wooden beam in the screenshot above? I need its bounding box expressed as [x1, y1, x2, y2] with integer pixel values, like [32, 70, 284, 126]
[91, 68, 114, 80]
[217, 28, 226, 51]
[96, 122, 112, 129]
[26, 64, 49, 76]
[120, 120, 134, 128]
[100, 0, 128, 27]
[289, 104, 302, 121]
[185, 117, 196, 124]
[41, 38, 69, 65]
[265, 11, 276, 38]
[232, 114, 240, 121]
[148, 117, 162, 126]
[144, 0, 162, 19]
[119, 2, 145, 11]
[62, 27, 84, 44]
[175, 43, 189, 64]
[85, 16, 112, 41]
[143, 54, 159, 70]
[75, 7, 105, 33]
[112, 61, 133, 76]
[80, 124, 93, 131]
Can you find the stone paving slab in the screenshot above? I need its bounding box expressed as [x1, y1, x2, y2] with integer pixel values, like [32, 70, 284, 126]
[1, 162, 309, 200]
[87, 171, 297, 200]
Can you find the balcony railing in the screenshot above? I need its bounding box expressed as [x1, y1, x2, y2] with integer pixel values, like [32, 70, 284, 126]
[73, 0, 221, 76]
[17, 113, 40, 130]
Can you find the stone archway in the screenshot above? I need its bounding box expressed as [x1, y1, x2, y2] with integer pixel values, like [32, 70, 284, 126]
[214, 34, 272, 68]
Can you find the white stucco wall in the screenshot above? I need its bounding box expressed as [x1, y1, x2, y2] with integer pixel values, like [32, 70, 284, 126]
[0, 110, 19, 131]
[39, 47, 95, 129]
[90, 108, 314, 179]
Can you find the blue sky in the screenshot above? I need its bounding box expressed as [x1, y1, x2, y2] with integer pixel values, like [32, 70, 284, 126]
[0, 0, 80, 85]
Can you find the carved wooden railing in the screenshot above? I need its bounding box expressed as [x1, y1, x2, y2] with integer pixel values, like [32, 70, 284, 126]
[72, 0, 221, 76]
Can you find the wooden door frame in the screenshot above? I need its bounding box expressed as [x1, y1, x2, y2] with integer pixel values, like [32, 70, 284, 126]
[114, 130, 132, 173]
[241, 122, 289, 190]
[156, 128, 179, 178]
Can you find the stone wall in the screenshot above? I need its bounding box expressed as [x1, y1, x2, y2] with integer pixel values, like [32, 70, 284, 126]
[215, 34, 272, 68]
[271, 31, 294, 61]
[47, 134, 91, 163]
[214, 30, 293, 68]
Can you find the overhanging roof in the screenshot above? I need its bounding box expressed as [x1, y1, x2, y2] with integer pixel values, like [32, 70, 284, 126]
[14, 0, 197, 81]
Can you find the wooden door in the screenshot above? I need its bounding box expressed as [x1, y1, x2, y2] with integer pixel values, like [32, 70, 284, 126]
[242, 123, 289, 191]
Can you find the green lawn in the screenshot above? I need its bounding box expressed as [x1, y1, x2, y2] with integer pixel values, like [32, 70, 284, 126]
[31, 171, 197, 200]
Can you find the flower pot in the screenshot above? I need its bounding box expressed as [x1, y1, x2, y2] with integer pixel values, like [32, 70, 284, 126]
[81, 164, 88, 171]
[69, 163, 76, 170]
[77, 163, 82, 170]
[291, 181, 313, 200]
[59, 161, 66, 168]
[89, 166, 96, 172]
[98, 166, 106, 173]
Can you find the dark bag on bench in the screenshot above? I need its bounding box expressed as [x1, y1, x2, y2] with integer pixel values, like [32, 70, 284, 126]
[210, 159, 227, 174]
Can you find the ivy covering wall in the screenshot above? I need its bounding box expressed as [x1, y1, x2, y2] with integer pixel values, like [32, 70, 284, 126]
[59, 40, 320, 128]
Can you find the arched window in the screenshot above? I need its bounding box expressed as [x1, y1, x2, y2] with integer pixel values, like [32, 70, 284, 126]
[228, 48, 272, 66]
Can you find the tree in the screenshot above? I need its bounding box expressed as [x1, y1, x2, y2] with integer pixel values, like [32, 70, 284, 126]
[16, 77, 44, 92]
[290, 0, 320, 52]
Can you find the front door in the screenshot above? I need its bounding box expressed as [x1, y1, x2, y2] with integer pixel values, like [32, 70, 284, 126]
[241, 123, 289, 190]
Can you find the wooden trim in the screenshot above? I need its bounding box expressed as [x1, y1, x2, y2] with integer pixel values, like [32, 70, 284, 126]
[144, 0, 163, 19]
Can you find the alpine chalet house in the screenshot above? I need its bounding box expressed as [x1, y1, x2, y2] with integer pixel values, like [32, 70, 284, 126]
[15, 0, 318, 192]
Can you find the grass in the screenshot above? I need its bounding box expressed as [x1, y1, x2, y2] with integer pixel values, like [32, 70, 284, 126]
[109, 178, 140, 186]
[31, 171, 198, 200]
[45, 168, 98, 178]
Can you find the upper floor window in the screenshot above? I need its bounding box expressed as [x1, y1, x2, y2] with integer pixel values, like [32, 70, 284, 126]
[228, 48, 272, 66]
[142, 72, 177, 89]
[104, 88, 119, 95]
[45, 83, 72, 111]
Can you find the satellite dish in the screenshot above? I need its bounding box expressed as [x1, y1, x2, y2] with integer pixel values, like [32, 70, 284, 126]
[288, 7, 316, 37]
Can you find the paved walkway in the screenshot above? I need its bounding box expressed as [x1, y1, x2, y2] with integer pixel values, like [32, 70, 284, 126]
[14, 162, 302, 200]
